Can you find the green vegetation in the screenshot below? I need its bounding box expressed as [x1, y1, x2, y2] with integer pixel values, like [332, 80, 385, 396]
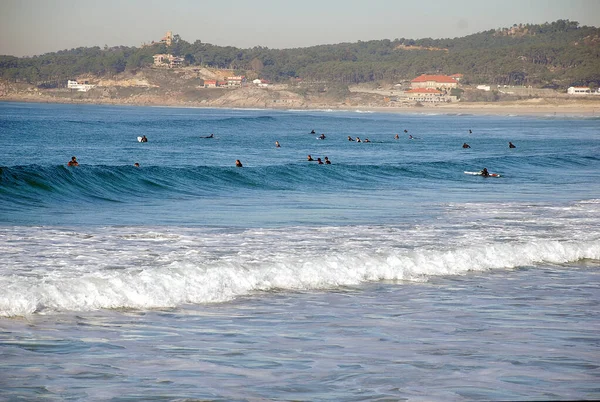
[1, 20, 599, 89]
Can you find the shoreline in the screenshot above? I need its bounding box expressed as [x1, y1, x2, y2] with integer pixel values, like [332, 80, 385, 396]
[2, 95, 600, 117]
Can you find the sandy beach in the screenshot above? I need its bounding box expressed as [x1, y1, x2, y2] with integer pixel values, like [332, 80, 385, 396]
[2, 88, 600, 117]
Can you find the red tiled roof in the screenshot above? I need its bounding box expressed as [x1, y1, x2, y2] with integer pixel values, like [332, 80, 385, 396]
[406, 88, 442, 94]
[411, 74, 458, 84]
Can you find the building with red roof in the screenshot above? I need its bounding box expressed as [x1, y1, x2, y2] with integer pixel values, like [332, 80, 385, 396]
[411, 74, 458, 89]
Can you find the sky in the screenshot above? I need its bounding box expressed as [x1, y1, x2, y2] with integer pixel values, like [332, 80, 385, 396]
[1, 0, 600, 57]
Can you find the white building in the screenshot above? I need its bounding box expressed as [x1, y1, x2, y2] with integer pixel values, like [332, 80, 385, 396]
[567, 86, 591, 95]
[67, 80, 95, 92]
[253, 79, 270, 87]
[477, 85, 491, 91]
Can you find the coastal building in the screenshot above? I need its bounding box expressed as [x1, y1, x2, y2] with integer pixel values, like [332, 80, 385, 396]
[226, 76, 246, 87]
[67, 80, 95, 92]
[567, 86, 591, 95]
[477, 85, 491, 91]
[253, 79, 270, 87]
[449, 73, 463, 82]
[203, 80, 218, 88]
[403, 88, 447, 102]
[411, 74, 458, 89]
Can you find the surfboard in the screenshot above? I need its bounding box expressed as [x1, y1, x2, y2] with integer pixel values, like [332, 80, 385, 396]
[137, 136, 143, 142]
[464, 171, 501, 177]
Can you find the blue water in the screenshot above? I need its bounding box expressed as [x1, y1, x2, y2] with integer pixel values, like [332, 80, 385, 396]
[1, 102, 599, 400]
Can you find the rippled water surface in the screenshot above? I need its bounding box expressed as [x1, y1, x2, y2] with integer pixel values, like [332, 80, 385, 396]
[1, 102, 599, 400]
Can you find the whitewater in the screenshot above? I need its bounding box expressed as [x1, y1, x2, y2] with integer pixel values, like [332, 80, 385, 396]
[1, 102, 599, 400]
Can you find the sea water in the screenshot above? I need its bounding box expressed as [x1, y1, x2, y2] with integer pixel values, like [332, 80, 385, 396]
[0, 102, 599, 400]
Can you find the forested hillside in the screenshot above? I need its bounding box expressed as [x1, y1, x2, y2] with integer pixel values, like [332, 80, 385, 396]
[1, 20, 599, 89]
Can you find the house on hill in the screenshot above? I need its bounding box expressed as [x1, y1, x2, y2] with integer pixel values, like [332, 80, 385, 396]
[411, 74, 458, 89]
[226, 76, 246, 87]
[67, 80, 95, 92]
[153, 54, 184, 68]
[253, 79, 270, 87]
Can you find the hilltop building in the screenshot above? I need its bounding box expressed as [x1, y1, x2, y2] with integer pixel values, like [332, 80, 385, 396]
[160, 31, 173, 46]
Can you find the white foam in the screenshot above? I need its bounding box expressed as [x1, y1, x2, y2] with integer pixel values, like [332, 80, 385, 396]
[2, 200, 599, 317]
[1, 230, 598, 317]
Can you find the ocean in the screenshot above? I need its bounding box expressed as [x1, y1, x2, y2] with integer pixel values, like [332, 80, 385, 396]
[1, 102, 599, 401]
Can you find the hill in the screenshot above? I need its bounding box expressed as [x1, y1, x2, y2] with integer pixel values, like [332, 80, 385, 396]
[1, 19, 599, 90]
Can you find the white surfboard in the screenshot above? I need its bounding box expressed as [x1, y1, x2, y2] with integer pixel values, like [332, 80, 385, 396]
[464, 171, 501, 177]
[137, 136, 143, 142]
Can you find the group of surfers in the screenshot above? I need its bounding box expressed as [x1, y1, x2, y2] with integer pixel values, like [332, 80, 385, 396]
[67, 130, 515, 173]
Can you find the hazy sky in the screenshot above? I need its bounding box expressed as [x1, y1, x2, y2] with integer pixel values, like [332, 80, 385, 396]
[1, 0, 599, 57]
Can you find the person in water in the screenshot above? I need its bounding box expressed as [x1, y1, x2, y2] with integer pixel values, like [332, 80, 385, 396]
[481, 168, 490, 177]
[307, 154, 314, 161]
[404, 129, 408, 133]
[67, 156, 79, 166]
[134, 162, 140, 167]
[319, 133, 326, 140]
[324, 156, 331, 164]
[203, 133, 214, 138]
[235, 159, 243, 167]
[409, 135, 414, 139]
[275, 141, 281, 148]
[469, 129, 472, 134]
[317, 158, 324, 165]
[356, 137, 361, 143]
[363, 138, 370, 143]
[141, 135, 148, 142]
[395, 134, 399, 140]
[509, 142, 516, 148]
[462, 142, 471, 148]
[348, 136, 354, 141]
[310, 129, 316, 134]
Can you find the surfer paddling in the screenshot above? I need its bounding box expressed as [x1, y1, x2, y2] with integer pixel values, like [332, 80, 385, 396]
[67, 156, 79, 166]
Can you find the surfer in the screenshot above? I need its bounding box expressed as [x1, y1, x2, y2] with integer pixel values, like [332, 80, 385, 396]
[409, 135, 413, 139]
[469, 129, 472, 134]
[324, 156, 331, 164]
[140, 135, 148, 142]
[462, 142, 471, 148]
[310, 129, 316, 134]
[348, 136, 354, 141]
[509, 142, 516, 148]
[317, 158, 324, 165]
[364, 138, 371, 143]
[235, 159, 243, 168]
[307, 154, 314, 161]
[202, 133, 214, 138]
[404, 129, 408, 133]
[395, 134, 399, 139]
[134, 162, 140, 167]
[319, 133, 326, 140]
[67, 156, 79, 166]
[480, 168, 490, 177]
[275, 141, 281, 148]
[356, 137, 361, 143]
